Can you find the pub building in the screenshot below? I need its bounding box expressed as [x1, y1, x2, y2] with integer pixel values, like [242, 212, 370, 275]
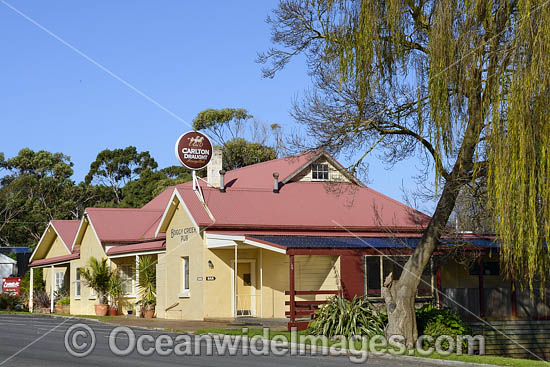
[28, 140, 536, 329]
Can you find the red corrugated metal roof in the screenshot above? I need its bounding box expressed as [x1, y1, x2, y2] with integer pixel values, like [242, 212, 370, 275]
[177, 181, 430, 231]
[221, 151, 317, 189]
[142, 187, 174, 211]
[208, 230, 423, 237]
[86, 208, 164, 243]
[106, 240, 165, 256]
[50, 220, 80, 253]
[29, 253, 79, 267]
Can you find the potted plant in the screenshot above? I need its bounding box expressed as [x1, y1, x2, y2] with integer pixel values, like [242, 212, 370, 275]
[107, 271, 125, 316]
[80, 257, 111, 316]
[54, 288, 70, 314]
[55, 297, 71, 314]
[137, 255, 156, 318]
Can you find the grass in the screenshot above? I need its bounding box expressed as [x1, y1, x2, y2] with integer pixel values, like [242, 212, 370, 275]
[0, 310, 32, 315]
[195, 328, 550, 367]
[418, 351, 550, 367]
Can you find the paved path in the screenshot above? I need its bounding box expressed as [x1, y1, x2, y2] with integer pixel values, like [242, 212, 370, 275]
[0, 314, 441, 366]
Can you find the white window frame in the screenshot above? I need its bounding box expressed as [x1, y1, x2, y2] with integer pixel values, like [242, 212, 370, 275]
[74, 268, 81, 299]
[364, 255, 434, 299]
[55, 271, 64, 291]
[179, 257, 190, 298]
[118, 264, 135, 297]
[312, 163, 329, 180]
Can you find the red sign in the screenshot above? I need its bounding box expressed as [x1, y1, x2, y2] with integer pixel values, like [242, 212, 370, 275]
[2, 277, 21, 296]
[175, 131, 213, 170]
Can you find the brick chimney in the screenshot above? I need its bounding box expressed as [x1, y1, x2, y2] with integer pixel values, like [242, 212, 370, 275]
[207, 148, 223, 187]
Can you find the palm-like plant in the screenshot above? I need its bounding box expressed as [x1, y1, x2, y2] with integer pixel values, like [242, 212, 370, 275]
[80, 257, 111, 304]
[137, 255, 156, 308]
[309, 295, 386, 338]
[107, 271, 125, 311]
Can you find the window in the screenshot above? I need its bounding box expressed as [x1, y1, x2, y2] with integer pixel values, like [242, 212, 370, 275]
[55, 271, 64, 291]
[119, 264, 134, 295]
[312, 163, 329, 180]
[365, 255, 433, 298]
[75, 268, 81, 298]
[183, 257, 190, 292]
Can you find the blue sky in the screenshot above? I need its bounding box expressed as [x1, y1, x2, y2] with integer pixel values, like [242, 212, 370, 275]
[0, 1, 435, 213]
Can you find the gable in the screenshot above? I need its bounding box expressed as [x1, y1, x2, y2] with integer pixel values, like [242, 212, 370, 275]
[78, 219, 106, 258]
[30, 226, 70, 261]
[155, 189, 200, 237]
[288, 156, 352, 184]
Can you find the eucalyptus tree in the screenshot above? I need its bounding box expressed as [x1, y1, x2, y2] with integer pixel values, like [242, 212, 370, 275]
[260, 0, 550, 346]
[0, 149, 77, 246]
[85, 146, 158, 204]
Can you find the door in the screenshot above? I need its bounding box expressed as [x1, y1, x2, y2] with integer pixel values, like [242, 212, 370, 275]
[236, 263, 253, 316]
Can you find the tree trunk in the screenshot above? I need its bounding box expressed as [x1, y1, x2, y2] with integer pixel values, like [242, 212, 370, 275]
[382, 175, 459, 348]
[383, 92, 485, 347]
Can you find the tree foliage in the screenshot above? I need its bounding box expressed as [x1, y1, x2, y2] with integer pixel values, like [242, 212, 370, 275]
[261, 0, 550, 345]
[0, 141, 266, 248]
[0, 149, 77, 246]
[85, 146, 158, 204]
[120, 167, 191, 208]
[221, 138, 277, 170]
[192, 108, 253, 145]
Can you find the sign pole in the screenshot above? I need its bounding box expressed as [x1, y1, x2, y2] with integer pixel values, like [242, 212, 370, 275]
[175, 131, 213, 203]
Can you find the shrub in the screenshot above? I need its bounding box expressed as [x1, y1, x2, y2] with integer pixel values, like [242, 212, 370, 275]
[19, 268, 45, 297]
[416, 304, 470, 336]
[423, 321, 457, 351]
[33, 290, 51, 308]
[57, 297, 70, 306]
[309, 295, 385, 338]
[0, 293, 22, 310]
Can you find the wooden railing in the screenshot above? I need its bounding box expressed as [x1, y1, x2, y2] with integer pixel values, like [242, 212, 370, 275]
[284, 290, 340, 330]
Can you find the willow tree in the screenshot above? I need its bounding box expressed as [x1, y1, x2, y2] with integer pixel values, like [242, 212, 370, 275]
[260, 0, 550, 347]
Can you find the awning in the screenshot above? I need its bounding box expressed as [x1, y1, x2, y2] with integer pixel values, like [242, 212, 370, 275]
[247, 235, 498, 250]
[106, 240, 166, 257]
[29, 253, 79, 267]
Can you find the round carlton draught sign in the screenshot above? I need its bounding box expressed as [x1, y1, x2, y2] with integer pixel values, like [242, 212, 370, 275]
[175, 131, 213, 170]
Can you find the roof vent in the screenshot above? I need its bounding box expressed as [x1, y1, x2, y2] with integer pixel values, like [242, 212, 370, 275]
[273, 172, 280, 193]
[219, 170, 226, 192]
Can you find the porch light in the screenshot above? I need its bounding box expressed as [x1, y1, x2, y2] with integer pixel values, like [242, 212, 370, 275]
[208, 260, 214, 269]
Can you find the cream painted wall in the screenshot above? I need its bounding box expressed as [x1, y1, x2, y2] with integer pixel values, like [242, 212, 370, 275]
[41, 236, 71, 294]
[156, 195, 343, 321]
[43, 266, 70, 298]
[202, 248, 261, 319]
[156, 198, 205, 320]
[69, 221, 107, 315]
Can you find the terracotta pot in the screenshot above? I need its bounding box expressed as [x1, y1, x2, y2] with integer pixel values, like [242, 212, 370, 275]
[55, 305, 63, 314]
[108, 307, 118, 316]
[94, 304, 109, 316]
[144, 310, 155, 318]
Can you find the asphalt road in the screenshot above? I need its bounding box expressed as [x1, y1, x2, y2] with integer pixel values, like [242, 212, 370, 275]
[0, 315, 439, 366]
